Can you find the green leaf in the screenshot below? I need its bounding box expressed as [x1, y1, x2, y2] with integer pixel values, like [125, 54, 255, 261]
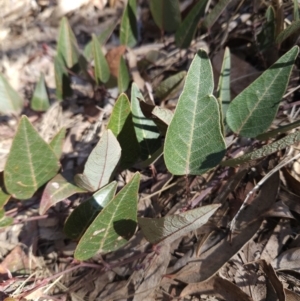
[107, 93, 140, 169]
[39, 172, 87, 215]
[120, 0, 138, 47]
[154, 71, 186, 101]
[149, 0, 181, 32]
[74, 129, 121, 192]
[54, 54, 72, 100]
[31, 74, 50, 112]
[0, 73, 23, 114]
[276, 20, 300, 44]
[0, 173, 10, 210]
[92, 34, 110, 84]
[175, 0, 208, 49]
[57, 17, 80, 69]
[4, 116, 60, 200]
[64, 181, 117, 240]
[49, 127, 66, 159]
[138, 204, 220, 245]
[226, 46, 299, 138]
[202, 0, 232, 29]
[84, 22, 116, 60]
[152, 106, 174, 126]
[256, 119, 300, 140]
[0, 209, 13, 228]
[74, 172, 140, 260]
[164, 50, 226, 176]
[118, 56, 130, 92]
[257, 6, 275, 51]
[216, 47, 231, 121]
[221, 131, 300, 167]
[131, 83, 161, 161]
[294, 0, 299, 21]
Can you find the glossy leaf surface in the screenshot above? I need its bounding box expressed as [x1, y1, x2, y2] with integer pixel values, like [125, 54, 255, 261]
[138, 204, 220, 245]
[4, 116, 60, 199]
[74, 129, 121, 192]
[64, 181, 117, 240]
[226, 46, 299, 138]
[75, 173, 140, 260]
[107, 93, 139, 169]
[164, 50, 226, 175]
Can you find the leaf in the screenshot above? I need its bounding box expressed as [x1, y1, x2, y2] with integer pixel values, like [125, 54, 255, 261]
[64, 181, 117, 240]
[257, 6, 275, 52]
[276, 20, 300, 44]
[152, 106, 174, 126]
[0, 173, 10, 210]
[4, 116, 60, 200]
[202, 0, 232, 30]
[294, 0, 299, 21]
[154, 71, 186, 101]
[92, 34, 110, 84]
[164, 50, 226, 176]
[49, 127, 66, 159]
[74, 172, 140, 260]
[84, 22, 116, 60]
[74, 129, 121, 192]
[107, 93, 140, 169]
[120, 0, 138, 47]
[138, 204, 220, 245]
[118, 56, 130, 92]
[131, 83, 161, 160]
[175, 0, 208, 49]
[149, 0, 181, 32]
[256, 119, 300, 140]
[226, 46, 299, 138]
[222, 131, 300, 167]
[54, 54, 72, 100]
[57, 17, 80, 69]
[0, 73, 23, 114]
[0, 209, 13, 228]
[216, 47, 231, 120]
[39, 172, 87, 215]
[30, 74, 50, 112]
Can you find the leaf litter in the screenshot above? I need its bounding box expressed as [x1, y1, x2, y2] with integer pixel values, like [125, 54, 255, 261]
[2, 1, 300, 300]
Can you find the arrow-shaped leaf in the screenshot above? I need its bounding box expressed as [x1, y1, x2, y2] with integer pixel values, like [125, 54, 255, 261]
[39, 172, 87, 215]
[49, 127, 66, 159]
[107, 93, 140, 169]
[64, 181, 117, 240]
[92, 34, 110, 84]
[131, 83, 161, 160]
[138, 204, 220, 245]
[120, 0, 138, 47]
[164, 50, 226, 175]
[54, 54, 72, 100]
[149, 0, 181, 32]
[31, 74, 50, 112]
[0, 73, 23, 115]
[74, 129, 121, 192]
[226, 46, 299, 138]
[4, 116, 60, 199]
[74, 172, 140, 260]
[118, 56, 130, 92]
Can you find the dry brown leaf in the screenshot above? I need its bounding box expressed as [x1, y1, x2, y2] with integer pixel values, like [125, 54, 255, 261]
[171, 173, 279, 283]
[285, 289, 300, 301]
[259, 260, 285, 301]
[260, 219, 292, 263]
[105, 45, 126, 78]
[180, 274, 253, 300]
[272, 247, 300, 272]
[132, 244, 170, 301]
[282, 167, 300, 196]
